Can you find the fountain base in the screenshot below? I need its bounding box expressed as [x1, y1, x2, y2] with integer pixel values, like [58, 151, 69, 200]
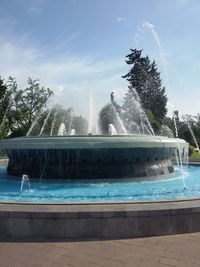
[0, 135, 188, 179]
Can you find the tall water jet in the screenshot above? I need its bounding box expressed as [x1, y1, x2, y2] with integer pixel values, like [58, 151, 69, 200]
[88, 91, 98, 134]
[142, 21, 169, 86]
[67, 109, 74, 135]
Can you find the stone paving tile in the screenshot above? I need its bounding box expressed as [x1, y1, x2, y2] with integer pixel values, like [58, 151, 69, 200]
[174, 259, 200, 267]
[1, 233, 200, 266]
[160, 257, 177, 266]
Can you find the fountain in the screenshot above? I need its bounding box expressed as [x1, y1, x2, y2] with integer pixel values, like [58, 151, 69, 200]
[1, 90, 200, 241]
[0, 24, 196, 238]
[0, 87, 188, 181]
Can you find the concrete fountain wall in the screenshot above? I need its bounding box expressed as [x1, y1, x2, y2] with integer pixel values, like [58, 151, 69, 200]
[0, 199, 200, 240]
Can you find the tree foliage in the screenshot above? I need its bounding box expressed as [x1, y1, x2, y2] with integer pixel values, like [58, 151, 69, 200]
[0, 77, 53, 138]
[122, 49, 167, 123]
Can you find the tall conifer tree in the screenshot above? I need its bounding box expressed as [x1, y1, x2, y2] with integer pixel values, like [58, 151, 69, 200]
[122, 49, 167, 122]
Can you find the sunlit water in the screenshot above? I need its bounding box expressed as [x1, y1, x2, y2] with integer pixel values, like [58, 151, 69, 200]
[0, 166, 200, 203]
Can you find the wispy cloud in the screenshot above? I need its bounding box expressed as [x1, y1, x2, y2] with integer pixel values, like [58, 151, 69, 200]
[116, 17, 127, 22]
[54, 32, 79, 51]
[0, 33, 127, 115]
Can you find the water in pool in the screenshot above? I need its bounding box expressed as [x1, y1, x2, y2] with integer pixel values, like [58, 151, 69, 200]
[0, 165, 200, 202]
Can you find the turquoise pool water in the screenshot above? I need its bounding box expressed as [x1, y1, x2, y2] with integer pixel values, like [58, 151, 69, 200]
[0, 166, 200, 202]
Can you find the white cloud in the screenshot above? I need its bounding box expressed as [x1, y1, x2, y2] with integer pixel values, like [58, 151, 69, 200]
[116, 17, 127, 22]
[0, 33, 128, 117]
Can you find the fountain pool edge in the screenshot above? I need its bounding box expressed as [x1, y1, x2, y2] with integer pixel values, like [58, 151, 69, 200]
[0, 197, 200, 240]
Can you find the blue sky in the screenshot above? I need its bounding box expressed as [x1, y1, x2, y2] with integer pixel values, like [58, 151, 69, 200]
[0, 0, 199, 117]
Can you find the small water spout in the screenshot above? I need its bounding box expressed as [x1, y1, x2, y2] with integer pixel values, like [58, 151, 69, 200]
[20, 174, 30, 194]
[70, 128, 76, 135]
[58, 123, 67, 136]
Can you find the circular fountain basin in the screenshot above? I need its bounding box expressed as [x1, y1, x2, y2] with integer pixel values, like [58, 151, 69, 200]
[0, 135, 188, 179]
[0, 135, 193, 240]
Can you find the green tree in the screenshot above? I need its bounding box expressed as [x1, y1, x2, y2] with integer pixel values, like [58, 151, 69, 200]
[0, 76, 17, 138]
[122, 49, 167, 123]
[9, 78, 53, 137]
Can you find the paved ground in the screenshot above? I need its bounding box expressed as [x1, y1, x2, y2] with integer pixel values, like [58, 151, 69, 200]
[0, 233, 200, 266]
